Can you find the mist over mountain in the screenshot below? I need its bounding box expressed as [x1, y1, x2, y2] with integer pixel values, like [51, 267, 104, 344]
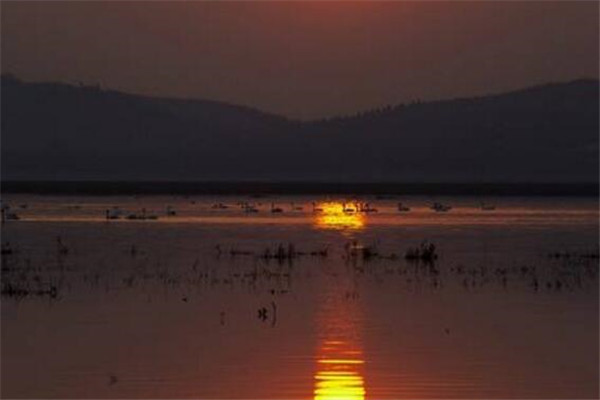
[1, 75, 598, 183]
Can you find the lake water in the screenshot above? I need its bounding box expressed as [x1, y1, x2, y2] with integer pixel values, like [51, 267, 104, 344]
[1, 195, 598, 399]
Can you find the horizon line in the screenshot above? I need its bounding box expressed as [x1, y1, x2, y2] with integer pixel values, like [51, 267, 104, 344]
[2, 73, 598, 122]
[2, 181, 598, 197]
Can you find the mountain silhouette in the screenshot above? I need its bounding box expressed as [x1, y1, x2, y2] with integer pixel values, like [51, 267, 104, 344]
[1, 75, 598, 183]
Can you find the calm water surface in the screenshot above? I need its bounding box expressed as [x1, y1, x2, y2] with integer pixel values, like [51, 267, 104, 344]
[1, 195, 598, 398]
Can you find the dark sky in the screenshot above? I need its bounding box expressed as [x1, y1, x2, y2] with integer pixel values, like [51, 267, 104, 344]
[1, 1, 598, 119]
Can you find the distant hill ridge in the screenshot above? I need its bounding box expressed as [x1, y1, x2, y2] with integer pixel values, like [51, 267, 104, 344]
[1, 75, 598, 182]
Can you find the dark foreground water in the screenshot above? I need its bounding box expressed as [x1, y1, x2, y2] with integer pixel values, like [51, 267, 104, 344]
[1, 195, 598, 399]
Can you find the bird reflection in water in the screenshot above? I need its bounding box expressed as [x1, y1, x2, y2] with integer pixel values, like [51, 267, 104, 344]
[313, 202, 366, 232]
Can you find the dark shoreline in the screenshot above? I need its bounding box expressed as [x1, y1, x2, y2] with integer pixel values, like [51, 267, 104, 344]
[1, 181, 598, 196]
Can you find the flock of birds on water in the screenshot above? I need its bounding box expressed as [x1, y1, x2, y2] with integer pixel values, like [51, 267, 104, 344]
[1, 195, 597, 398]
[1, 196, 597, 331]
[0, 198, 498, 222]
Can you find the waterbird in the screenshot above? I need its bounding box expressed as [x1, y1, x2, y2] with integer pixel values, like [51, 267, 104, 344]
[311, 202, 323, 213]
[360, 202, 378, 213]
[342, 203, 355, 213]
[290, 202, 303, 211]
[126, 208, 159, 220]
[480, 202, 496, 211]
[431, 202, 452, 212]
[166, 205, 177, 216]
[241, 202, 259, 213]
[105, 207, 120, 220]
[397, 203, 411, 212]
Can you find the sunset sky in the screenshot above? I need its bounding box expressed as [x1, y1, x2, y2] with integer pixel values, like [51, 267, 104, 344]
[1, 1, 598, 119]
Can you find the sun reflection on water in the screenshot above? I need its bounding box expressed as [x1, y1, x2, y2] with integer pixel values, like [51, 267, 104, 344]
[313, 274, 366, 400]
[314, 340, 366, 400]
[314, 202, 366, 232]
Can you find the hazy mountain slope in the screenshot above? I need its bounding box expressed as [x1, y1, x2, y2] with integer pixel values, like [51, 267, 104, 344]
[1, 75, 299, 180]
[306, 80, 599, 182]
[1, 75, 598, 182]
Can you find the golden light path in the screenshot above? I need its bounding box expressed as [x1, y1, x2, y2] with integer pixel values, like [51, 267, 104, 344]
[313, 272, 366, 400]
[314, 340, 366, 400]
[314, 202, 366, 231]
